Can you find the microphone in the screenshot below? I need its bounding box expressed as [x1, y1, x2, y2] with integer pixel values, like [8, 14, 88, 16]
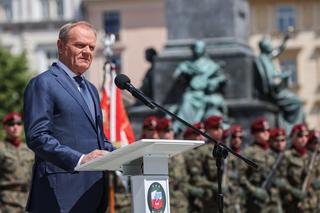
[114, 74, 156, 109]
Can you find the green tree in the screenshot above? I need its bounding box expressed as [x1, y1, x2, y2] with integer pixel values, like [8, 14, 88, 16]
[0, 46, 31, 138]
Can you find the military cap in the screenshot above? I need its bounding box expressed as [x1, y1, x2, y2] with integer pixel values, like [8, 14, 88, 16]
[2, 112, 22, 125]
[204, 115, 223, 130]
[183, 122, 204, 138]
[142, 116, 158, 130]
[250, 117, 270, 134]
[269, 128, 286, 142]
[230, 125, 243, 137]
[290, 124, 308, 138]
[156, 117, 173, 132]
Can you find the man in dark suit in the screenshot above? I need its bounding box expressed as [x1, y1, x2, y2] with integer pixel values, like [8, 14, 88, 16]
[23, 21, 114, 213]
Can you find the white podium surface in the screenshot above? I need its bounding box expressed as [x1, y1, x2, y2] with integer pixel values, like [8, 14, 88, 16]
[75, 139, 204, 171]
[75, 139, 204, 213]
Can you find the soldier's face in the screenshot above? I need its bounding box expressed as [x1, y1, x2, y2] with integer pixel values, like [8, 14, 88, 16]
[4, 121, 23, 139]
[57, 25, 96, 75]
[158, 130, 174, 140]
[143, 129, 159, 139]
[207, 128, 223, 141]
[293, 134, 308, 149]
[231, 135, 242, 149]
[271, 139, 286, 152]
[254, 130, 270, 144]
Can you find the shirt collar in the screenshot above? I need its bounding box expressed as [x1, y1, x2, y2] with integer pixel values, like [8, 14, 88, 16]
[56, 60, 82, 78]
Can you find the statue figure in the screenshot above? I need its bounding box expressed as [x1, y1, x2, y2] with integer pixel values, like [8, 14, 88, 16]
[139, 48, 158, 100]
[170, 40, 228, 134]
[255, 29, 304, 133]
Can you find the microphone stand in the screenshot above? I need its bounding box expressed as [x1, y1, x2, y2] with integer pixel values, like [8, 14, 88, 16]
[122, 84, 258, 213]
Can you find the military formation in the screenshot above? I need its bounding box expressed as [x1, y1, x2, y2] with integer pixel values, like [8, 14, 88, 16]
[113, 115, 320, 213]
[1, 111, 320, 213]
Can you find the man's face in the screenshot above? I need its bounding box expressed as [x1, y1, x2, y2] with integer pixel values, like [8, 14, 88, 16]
[4, 120, 23, 139]
[254, 130, 270, 144]
[143, 128, 159, 139]
[158, 130, 174, 140]
[207, 127, 223, 141]
[271, 138, 286, 152]
[57, 25, 96, 75]
[230, 135, 243, 149]
[293, 133, 308, 149]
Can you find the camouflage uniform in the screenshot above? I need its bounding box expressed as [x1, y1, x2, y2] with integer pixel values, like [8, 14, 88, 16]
[224, 125, 246, 213]
[169, 153, 189, 213]
[0, 140, 34, 213]
[282, 148, 308, 212]
[282, 124, 309, 213]
[240, 143, 275, 213]
[239, 117, 274, 213]
[185, 143, 218, 213]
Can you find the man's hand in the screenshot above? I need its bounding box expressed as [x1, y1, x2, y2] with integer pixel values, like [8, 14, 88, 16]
[80, 150, 109, 165]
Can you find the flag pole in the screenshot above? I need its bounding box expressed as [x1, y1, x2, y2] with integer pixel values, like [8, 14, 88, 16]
[102, 34, 116, 213]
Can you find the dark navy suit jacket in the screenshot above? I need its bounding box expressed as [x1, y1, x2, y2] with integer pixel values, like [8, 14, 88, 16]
[23, 63, 114, 213]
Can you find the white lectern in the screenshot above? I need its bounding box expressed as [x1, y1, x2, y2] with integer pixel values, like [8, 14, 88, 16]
[76, 139, 204, 213]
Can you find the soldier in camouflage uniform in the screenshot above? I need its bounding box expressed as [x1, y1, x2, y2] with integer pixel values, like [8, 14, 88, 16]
[282, 124, 309, 212]
[224, 125, 246, 213]
[239, 117, 274, 213]
[197, 116, 225, 213]
[268, 127, 288, 213]
[183, 122, 207, 213]
[300, 129, 320, 212]
[157, 117, 189, 213]
[0, 112, 34, 213]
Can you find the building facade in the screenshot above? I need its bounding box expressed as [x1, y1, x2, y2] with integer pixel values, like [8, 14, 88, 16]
[82, 0, 166, 97]
[1, 0, 318, 129]
[249, 0, 320, 129]
[0, 0, 82, 73]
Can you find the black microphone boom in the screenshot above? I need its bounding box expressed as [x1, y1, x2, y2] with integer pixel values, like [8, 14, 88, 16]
[115, 74, 156, 109]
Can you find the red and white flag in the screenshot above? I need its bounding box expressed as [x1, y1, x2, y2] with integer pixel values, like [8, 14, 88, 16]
[100, 63, 135, 148]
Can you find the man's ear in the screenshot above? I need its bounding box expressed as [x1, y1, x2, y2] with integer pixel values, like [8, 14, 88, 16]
[57, 39, 64, 51]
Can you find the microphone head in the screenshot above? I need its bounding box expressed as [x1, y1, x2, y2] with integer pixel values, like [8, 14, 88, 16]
[115, 74, 130, 90]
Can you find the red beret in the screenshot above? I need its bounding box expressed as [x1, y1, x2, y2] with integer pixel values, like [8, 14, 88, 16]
[270, 128, 286, 141]
[156, 117, 173, 132]
[2, 112, 22, 124]
[204, 115, 223, 129]
[290, 124, 308, 138]
[230, 125, 243, 137]
[250, 117, 270, 134]
[142, 116, 158, 130]
[183, 122, 204, 138]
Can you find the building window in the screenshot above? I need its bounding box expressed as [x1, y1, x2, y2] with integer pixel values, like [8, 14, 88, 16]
[2, 0, 13, 21]
[103, 11, 120, 40]
[280, 59, 298, 86]
[56, 0, 64, 18]
[41, 0, 50, 19]
[276, 5, 296, 32]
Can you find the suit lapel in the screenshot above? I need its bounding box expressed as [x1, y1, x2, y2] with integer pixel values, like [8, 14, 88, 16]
[50, 64, 97, 130]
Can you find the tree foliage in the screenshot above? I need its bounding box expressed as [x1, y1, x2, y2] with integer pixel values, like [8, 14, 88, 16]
[0, 46, 31, 138]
